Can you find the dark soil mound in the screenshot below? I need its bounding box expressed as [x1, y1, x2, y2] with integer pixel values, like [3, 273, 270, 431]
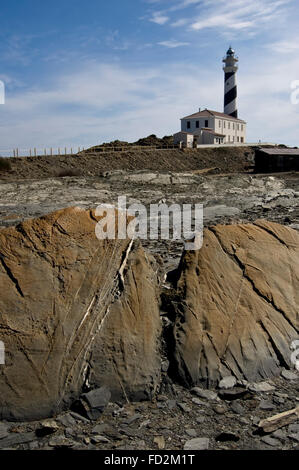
[1, 146, 255, 180]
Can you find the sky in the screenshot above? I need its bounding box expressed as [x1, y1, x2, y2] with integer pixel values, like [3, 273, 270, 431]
[1, 0, 299, 154]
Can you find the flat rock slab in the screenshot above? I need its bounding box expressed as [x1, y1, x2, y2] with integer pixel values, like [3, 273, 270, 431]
[0, 432, 36, 449]
[0, 423, 10, 439]
[261, 436, 281, 447]
[204, 205, 241, 221]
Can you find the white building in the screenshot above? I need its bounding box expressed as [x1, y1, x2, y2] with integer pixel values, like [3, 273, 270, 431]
[173, 47, 247, 148]
[174, 108, 246, 147]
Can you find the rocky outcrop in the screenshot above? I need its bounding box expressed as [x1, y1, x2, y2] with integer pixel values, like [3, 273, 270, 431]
[0, 207, 161, 421]
[171, 220, 299, 387]
[1, 207, 298, 422]
[87, 241, 161, 402]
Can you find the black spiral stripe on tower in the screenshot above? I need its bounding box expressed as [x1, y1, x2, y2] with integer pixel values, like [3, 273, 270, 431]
[229, 110, 238, 118]
[225, 72, 235, 81]
[224, 86, 237, 107]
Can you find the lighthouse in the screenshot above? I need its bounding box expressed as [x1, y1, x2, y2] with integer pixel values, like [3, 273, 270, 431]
[223, 46, 238, 118]
[173, 46, 247, 147]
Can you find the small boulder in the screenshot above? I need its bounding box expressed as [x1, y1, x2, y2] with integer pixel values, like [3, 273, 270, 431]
[218, 387, 250, 401]
[248, 382, 275, 393]
[75, 386, 111, 420]
[218, 376, 237, 390]
[281, 369, 298, 381]
[184, 437, 209, 450]
[191, 387, 217, 401]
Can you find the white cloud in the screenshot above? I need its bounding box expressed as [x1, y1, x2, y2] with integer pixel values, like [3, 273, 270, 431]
[267, 38, 299, 53]
[169, 0, 202, 11]
[150, 12, 169, 25]
[147, 0, 293, 35]
[190, 0, 291, 33]
[158, 40, 190, 48]
[0, 62, 218, 151]
[171, 18, 189, 27]
[1, 51, 299, 153]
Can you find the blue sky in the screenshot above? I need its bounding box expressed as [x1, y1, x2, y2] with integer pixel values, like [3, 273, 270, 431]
[1, 0, 299, 154]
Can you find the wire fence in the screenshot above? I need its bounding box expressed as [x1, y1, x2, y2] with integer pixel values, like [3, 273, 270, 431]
[0, 147, 87, 158]
[86, 145, 179, 153]
[0, 144, 180, 158]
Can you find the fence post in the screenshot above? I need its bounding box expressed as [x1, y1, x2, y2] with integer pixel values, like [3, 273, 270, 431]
[65, 147, 67, 155]
[16, 148, 19, 157]
[71, 147, 73, 155]
[50, 147, 53, 156]
[13, 149, 15, 157]
[34, 148, 37, 157]
[58, 148, 60, 156]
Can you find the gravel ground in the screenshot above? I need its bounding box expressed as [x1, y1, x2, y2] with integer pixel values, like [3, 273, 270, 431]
[0, 373, 298, 451]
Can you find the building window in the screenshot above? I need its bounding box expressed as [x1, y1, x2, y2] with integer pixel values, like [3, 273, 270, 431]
[187, 121, 191, 129]
[241, 137, 244, 143]
[196, 121, 199, 128]
[237, 136, 240, 142]
[205, 120, 209, 127]
[237, 124, 240, 131]
[233, 123, 235, 130]
[241, 125, 243, 131]
[228, 122, 230, 129]
[219, 120, 221, 127]
[224, 121, 226, 128]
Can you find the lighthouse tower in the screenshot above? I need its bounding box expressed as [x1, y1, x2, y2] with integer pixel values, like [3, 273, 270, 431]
[223, 46, 238, 118]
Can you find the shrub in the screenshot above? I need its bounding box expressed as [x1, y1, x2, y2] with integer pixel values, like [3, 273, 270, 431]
[0, 157, 12, 172]
[56, 168, 81, 177]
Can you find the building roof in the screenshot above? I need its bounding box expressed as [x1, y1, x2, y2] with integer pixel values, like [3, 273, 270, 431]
[257, 148, 299, 156]
[201, 128, 225, 137]
[181, 109, 246, 123]
[173, 131, 193, 135]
